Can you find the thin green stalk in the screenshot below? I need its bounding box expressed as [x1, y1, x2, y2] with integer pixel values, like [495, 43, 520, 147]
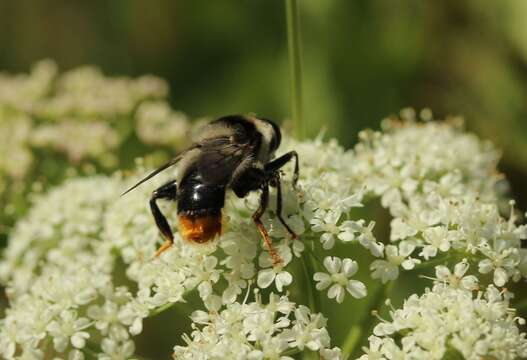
[340, 325, 362, 357]
[83, 347, 99, 360]
[149, 300, 194, 317]
[412, 253, 456, 270]
[285, 0, 304, 139]
[300, 254, 318, 313]
[84, 340, 102, 359]
[343, 280, 395, 358]
[149, 302, 175, 317]
[282, 348, 302, 357]
[515, 298, 527, 312]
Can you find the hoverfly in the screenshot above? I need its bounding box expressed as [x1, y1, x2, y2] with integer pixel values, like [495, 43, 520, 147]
[122, 115, 299, 265]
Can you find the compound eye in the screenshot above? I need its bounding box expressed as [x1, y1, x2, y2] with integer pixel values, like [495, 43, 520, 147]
[258, 117, 281, 151]
[270, 124, 281, 151]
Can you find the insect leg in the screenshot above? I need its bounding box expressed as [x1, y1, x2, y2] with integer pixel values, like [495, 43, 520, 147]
[274, 174, 298, 240]
[265, 151, 299, 186]
[150, 180, 178, 257]
[252, 185, 282, 266]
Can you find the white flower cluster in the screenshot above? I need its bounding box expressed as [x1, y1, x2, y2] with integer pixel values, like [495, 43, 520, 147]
[102, 134, 371, 321]
[1, 112, 526, 359]
[0, 60, 190, 223]
[30, 120, 120, 163]
[359, 263, 527, 360]
[314, 257, 367, 303]
[173, 293, 343, 360]
[0, 133, 367, 358]
[0, 176, 119, 295]
[0, 114, 32, 181]
[0, 60, 171, 169]
[348, 111, 527, 286]
[135, 101, 190, 149]
[0, 177, 136, 359]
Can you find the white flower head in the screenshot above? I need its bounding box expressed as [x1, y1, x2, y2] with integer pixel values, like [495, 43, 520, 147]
[370, 242, 420, 283]
[173, 294, 341, 359]
[364, 279, 527, 360]
[314, 257, 367, 303]
[435, 259, 478, 291]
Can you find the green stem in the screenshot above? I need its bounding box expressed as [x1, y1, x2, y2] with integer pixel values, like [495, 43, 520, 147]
[343, 280, 395, 358]
[84, 340, 102, 359]
[282, 348, 302, 357]
[83, 347, 99, 360]
[149, 302, 176, 317]
[340, 325, 362, 357]
[412, 253, 456, 270]
[515, 298, 527, 312]
[285, 0, 304, 139]
[149, 300, 196, 318]
[304, 244, 325, 268]
[300, 254, 318, 313]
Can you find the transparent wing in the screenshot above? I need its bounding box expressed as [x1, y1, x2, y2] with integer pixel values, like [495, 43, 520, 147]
[120, 145, 199, 196]
[197, 137, 255, 185]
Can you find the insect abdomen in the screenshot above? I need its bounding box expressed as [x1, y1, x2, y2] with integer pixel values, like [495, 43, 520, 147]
[178, 211, 222, 244]
[177, 168, 225, 244]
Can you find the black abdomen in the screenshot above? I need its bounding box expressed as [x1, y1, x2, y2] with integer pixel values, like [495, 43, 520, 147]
[177, 167, 225, 216]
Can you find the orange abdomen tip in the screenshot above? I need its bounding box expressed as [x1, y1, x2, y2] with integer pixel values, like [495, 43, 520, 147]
[178, 213, 222, 244]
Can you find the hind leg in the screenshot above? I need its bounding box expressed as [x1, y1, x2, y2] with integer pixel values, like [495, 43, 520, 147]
[252, 185, 282, 266]
[149, 180, 178, 256]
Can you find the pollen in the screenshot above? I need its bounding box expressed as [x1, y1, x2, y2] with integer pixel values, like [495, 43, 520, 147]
[178, 213, 222, 244]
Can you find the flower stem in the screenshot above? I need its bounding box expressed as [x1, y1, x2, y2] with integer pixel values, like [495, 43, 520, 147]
[149, 300, 194, 317]
[84, 341, 102, 359]
[515, 298, 527, 311]
[340, 325, 362, 357]
[285, 0, 304, 139]
[149, 302, 175, 316]
[300, 254, 318, 313]
[342, 280, 395, 358]
[412, 253, 456, 270]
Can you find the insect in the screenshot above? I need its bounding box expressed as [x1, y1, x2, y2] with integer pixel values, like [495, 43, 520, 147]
[122, 115, 299, 265]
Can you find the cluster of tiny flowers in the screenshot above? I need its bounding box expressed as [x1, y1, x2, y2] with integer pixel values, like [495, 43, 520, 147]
[0, 176, 120, 294]
[0, 60, 172, 168]
[0, 60, 190, 218]
[346, 109, 527, 286]
[0, 132, 367, 357]
[101, 134, 370, 331]
[0, 114, 32, 181]
[0, 177, 137, 359]
[358, 262, 527, 360]
[135, 101, 191, 149]
[313, 257, 367, 303]
[173, 293, 343, 360]
[1, 111, 526, 359]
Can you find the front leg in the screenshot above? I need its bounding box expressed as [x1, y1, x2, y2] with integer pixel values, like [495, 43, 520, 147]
[265, 151, 299, 186]
[252, 185, 282, 266]
[149, 180, 178, 257]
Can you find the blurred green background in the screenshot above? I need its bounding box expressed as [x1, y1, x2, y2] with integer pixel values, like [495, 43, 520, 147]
[2, 1, 527, 358]
[2, 0, 527, 210]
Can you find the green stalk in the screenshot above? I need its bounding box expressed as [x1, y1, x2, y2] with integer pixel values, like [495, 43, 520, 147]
[515, 298, 527, 312]
[285, 0, 304, 139]
[149, 300, 194, 317]
[300, 256, 318, 313]
[342, 280, 395, 358]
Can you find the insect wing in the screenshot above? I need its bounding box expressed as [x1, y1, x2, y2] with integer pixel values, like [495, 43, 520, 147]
[120, 144, 199, 196]
[197, 137, 254, 184]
